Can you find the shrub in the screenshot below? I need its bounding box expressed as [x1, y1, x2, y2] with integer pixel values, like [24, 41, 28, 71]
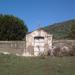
[69, 45, 75, 56]
[53, 47, 61, 56]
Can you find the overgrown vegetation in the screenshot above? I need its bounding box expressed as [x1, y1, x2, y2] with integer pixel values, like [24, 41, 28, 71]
[0, 54, 75, 75]
[70, 24, 75, 39]
[0, 14, 28, 40]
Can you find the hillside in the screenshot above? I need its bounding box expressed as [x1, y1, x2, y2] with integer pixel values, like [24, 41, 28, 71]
[42, 19, 75, 39]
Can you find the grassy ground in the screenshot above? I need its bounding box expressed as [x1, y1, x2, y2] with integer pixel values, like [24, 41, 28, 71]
[0, 54, 75, 75]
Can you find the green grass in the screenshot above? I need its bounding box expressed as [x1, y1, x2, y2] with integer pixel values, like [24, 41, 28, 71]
[0, 54, 75, 75]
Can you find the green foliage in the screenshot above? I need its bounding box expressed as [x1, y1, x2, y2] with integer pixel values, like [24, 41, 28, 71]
[0, 14, 28, 40]
[42, 19, 75, 39]
[0, 54, 75, 75]
[70, 24, 75, 39]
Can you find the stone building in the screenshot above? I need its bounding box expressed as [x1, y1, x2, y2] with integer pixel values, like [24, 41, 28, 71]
[25, 29, 53, 56]
[0, 29, 52, 56]
[0, 29, 75, 56]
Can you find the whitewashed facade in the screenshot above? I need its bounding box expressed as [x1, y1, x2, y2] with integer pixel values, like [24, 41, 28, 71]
[25, 29, 53, 56]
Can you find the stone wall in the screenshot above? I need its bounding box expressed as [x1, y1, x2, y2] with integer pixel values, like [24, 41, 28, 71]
[0, 41, 26, 56]
[0, 40, 75, 56]
[52, 40, 75, 56]
[53, 40, 75, 46]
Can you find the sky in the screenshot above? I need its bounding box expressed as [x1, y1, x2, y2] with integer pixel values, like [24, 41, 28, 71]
[0, 0, 75, 31]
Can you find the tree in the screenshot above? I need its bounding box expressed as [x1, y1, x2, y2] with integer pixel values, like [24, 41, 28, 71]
[70, 23, 75, 39]
[0, 14, 28, 40]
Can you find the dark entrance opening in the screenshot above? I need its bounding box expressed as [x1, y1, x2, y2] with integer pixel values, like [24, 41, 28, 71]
[34, 36, 44, 39]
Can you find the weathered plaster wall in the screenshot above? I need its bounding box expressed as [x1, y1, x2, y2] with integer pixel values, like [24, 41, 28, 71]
[26, 30, 53, 56]
[0, 40, 75, 56]
[0, 41, 25, 56]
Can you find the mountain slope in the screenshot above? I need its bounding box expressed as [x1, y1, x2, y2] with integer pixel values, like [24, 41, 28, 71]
[42, 19, 75, 39]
